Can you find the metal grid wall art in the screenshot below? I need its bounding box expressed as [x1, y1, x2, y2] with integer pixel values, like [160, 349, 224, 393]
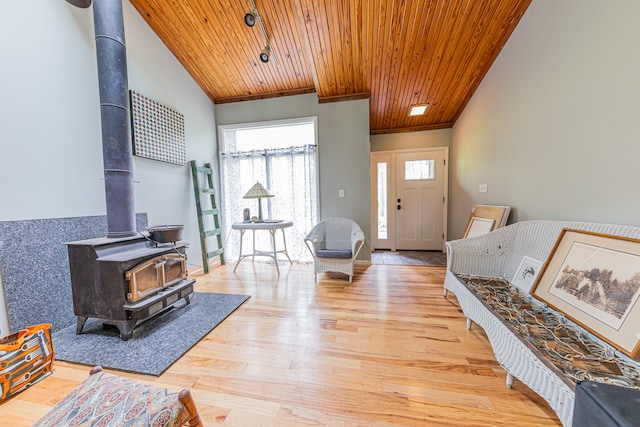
[130, 90, 186, 165]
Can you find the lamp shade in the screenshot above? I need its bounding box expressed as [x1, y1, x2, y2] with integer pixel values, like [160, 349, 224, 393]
[243, 182, 274, 199]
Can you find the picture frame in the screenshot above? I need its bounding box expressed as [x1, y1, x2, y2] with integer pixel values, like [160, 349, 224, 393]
[531, 228, 640, 358]
[512, 256, 544, 292]
[464, 217, 495, 238]
[463, 205, 511, 238]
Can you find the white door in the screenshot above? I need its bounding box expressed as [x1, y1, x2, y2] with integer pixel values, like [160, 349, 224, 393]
[395, 151, 445, 250]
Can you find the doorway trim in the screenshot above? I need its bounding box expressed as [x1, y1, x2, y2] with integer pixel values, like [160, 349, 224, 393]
[370, 147, 449, 251]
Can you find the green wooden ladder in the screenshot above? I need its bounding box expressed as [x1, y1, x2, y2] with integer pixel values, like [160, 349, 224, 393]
[190, 160, 225, 273]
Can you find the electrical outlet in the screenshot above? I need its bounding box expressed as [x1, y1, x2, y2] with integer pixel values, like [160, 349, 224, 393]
[479, 184, 488, 193]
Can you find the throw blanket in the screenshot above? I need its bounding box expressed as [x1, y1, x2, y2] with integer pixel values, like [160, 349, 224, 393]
[457, 275, 640, 389]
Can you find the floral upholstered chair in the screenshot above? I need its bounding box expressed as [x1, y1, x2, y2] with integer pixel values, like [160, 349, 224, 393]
[304, 218, 365, 283]
[33, 366, 202, 427]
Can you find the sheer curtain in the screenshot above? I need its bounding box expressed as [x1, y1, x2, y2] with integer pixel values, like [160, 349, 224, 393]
[219, 119, 318, 263]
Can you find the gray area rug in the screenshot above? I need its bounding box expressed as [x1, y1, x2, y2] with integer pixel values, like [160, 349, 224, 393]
[52, 292, 249, 376]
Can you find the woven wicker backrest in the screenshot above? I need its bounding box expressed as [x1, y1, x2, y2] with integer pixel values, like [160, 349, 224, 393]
[323, 218, 361, 250]
[506, 220, 640, 284]
[448, 220, 640, 292]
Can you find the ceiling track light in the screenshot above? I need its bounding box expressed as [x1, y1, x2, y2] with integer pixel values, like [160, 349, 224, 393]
[244, 0, 278, 66]
[260, 44, 271, 63]
[244, 10, 257, 27]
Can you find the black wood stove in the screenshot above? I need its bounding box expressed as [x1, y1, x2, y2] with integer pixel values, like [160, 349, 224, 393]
[67, 234, 195, 340]
[65, 0, 196, 341]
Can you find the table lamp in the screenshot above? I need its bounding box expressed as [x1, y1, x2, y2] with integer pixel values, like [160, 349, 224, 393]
[242, 181, 274, 221]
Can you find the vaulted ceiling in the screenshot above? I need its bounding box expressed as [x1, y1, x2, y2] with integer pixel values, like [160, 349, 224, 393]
[129, 0, 531, 134]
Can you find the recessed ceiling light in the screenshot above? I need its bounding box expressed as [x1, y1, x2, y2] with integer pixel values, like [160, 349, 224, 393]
[409, 104, 428, 116]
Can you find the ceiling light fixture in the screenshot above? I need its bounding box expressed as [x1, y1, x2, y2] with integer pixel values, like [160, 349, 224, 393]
[260, 44, 271, 63]
[244, 10, 257, 27]
[244, 0, 277, 66]
[409, 104, 428, 116]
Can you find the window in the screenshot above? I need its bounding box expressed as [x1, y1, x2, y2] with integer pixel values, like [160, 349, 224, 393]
[404, 159, 435, 180]
[219, 117, 318, 262]
[377, 162, 388, 240]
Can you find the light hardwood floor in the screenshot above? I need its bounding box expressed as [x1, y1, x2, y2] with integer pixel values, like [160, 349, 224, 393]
[0, 262, 562, 426]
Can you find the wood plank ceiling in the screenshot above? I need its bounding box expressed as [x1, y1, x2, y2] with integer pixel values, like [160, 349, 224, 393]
[129, 0, 531, 134]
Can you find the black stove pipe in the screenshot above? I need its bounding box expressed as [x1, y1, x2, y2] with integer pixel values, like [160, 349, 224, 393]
[68, 0, 137, 238]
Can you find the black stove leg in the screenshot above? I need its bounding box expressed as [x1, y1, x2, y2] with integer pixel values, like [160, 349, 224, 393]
[114, 320, 136, 341]
[76, 316, 88, 334]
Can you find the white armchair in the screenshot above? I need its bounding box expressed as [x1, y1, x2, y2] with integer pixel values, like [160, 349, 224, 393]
[304, 218, 365, 283]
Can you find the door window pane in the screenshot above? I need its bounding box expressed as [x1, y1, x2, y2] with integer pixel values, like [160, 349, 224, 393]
[405, 160, 434, 180]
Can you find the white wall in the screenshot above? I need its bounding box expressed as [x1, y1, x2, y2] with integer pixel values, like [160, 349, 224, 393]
[0, 1, 217, 265]
[215, 94, 372, 258]
[450, 0, 640, 239]
[370, 128, 452, 152]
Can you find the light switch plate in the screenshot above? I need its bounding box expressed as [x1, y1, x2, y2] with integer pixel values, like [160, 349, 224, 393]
[339, 189, 345, 197]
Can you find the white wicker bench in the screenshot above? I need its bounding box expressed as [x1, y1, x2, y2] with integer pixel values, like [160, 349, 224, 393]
[444, 220, 640, 427]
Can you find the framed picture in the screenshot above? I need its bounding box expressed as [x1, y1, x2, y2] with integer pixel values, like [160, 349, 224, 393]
[463, 205, 511, 238]
[464, 217, 495, 238]
[531, 228, 640, 358]
[512, 256, 544, 292]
